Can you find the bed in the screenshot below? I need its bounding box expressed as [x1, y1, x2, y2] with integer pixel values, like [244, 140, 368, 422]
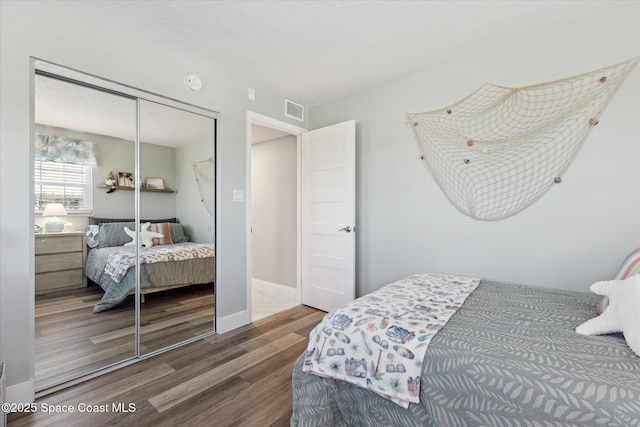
[84, 219, 214, 313]
[291, 273, 640, 426]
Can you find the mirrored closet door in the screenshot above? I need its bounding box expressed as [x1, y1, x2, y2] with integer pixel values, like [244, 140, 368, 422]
[138, 100, 216, 355]
[33, 60, 217, 392]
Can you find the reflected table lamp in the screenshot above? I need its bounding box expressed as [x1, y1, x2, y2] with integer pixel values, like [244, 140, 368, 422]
[42, 203, 67, 232]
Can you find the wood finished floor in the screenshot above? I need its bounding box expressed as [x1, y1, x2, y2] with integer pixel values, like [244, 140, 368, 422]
[11, 304, 324, 427]
[35, 283, 214, 390]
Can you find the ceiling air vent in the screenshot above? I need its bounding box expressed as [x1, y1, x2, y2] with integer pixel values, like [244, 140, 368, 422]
[285, 99, 304, 122]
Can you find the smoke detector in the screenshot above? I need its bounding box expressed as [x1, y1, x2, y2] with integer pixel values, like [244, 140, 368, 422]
[184, 74, 202, 92]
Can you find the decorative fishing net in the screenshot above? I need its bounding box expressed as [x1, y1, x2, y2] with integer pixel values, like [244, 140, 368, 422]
[191, 157, 215, 215]
[407, 58, 638, 221]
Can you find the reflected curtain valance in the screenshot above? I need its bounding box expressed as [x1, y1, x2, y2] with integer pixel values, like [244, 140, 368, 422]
[35, 133, 97, 166]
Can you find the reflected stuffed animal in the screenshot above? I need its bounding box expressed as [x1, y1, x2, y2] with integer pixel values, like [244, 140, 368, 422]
[124, 222, 163, 248]
[576, 275, 640, 357]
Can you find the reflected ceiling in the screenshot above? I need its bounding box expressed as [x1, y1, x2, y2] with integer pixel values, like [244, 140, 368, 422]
[35, 74, 214, 147]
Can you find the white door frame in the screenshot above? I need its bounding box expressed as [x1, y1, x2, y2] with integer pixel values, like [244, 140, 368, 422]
[246, 112, 307, 318]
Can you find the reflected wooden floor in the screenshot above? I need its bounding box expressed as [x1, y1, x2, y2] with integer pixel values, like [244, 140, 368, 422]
[12, 304, 323, 427]
[35, 283, 214, 390]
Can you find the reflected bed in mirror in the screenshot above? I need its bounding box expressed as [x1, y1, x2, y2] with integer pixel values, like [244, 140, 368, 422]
[85, 221, 214, 312]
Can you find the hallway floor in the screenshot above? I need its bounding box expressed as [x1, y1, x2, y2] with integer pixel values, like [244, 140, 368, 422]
[251, 280, 299, 321]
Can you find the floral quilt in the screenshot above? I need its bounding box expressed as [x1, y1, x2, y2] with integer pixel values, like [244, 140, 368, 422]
[302, 273, 480, 408]
[104, 243, 215, 283]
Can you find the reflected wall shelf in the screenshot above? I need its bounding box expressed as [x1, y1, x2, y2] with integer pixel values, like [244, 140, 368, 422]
[97, 185, 175, 193]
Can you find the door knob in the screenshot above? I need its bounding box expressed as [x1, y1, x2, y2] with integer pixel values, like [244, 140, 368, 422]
[338, 226, 352, 233]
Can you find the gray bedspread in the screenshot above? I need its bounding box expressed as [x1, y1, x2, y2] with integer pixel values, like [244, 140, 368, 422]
[85, 243, 214, 313]
[291, 279, 640, 426]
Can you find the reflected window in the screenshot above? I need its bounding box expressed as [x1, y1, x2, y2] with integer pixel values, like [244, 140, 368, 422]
[33, 131, 97, 213]
[34, 159, 93, 213]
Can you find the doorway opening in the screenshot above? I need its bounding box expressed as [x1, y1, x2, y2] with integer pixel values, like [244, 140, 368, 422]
[247, 112, 305, 321]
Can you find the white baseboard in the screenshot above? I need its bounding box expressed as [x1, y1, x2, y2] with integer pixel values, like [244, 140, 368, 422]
[216, 309, 250, 334]
[217, 280, 298, 333]
[252, 279, 298, 300]
[6, 379, 34, 404]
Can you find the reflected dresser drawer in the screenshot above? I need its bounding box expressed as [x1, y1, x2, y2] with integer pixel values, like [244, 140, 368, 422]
[35, 231, 87, 294]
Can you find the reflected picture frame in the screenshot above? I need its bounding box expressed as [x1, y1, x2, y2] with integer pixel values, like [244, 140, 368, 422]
[118, 171, 135, 188]
[145, 177, 165, 190]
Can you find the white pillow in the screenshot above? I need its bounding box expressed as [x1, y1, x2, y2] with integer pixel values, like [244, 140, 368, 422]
[576, 275, 640, 357]
[123, 222, 163, 248]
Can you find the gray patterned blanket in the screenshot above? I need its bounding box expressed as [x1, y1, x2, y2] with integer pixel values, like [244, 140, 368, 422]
[104, 243, 214, 283]
[85, 243, 215, 313]
[291, 278, 640, 426]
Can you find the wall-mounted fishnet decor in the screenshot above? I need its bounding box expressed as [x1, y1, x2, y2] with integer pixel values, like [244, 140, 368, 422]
[191, 157, 215, 216]
[407, 58, 638, 221]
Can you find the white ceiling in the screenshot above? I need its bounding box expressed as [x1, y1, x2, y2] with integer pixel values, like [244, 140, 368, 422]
[35, 1, 625, 144]
[36, 69, 288, 146]
[251, 124, 293, 144]
[63, 0, 624, 107]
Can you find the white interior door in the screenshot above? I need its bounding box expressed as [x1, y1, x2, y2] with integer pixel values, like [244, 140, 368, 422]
[301, 120, 356, 312]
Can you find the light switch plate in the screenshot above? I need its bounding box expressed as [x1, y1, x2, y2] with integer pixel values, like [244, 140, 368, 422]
[232, 189, 245, 203]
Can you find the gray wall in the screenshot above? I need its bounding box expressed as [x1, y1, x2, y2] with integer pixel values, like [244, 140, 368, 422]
[251, 136, 297, 287]
[309, 4, 640, 297]
[176, 137, 215, 244]
[139, 142, 179, 223]
[0, 1, 305, 399]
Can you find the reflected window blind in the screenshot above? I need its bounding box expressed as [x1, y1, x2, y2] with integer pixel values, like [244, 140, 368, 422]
[34, 160, 93, 213]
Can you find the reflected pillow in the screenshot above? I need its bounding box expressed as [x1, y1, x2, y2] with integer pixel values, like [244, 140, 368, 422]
[97, 222, 136, 248]
[95, 221, 188, 247]
[169, 223, 189, 243]
[86, 225, 100, 248]
[149, 222, 174, 246]
[88, 216, 178, 225]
